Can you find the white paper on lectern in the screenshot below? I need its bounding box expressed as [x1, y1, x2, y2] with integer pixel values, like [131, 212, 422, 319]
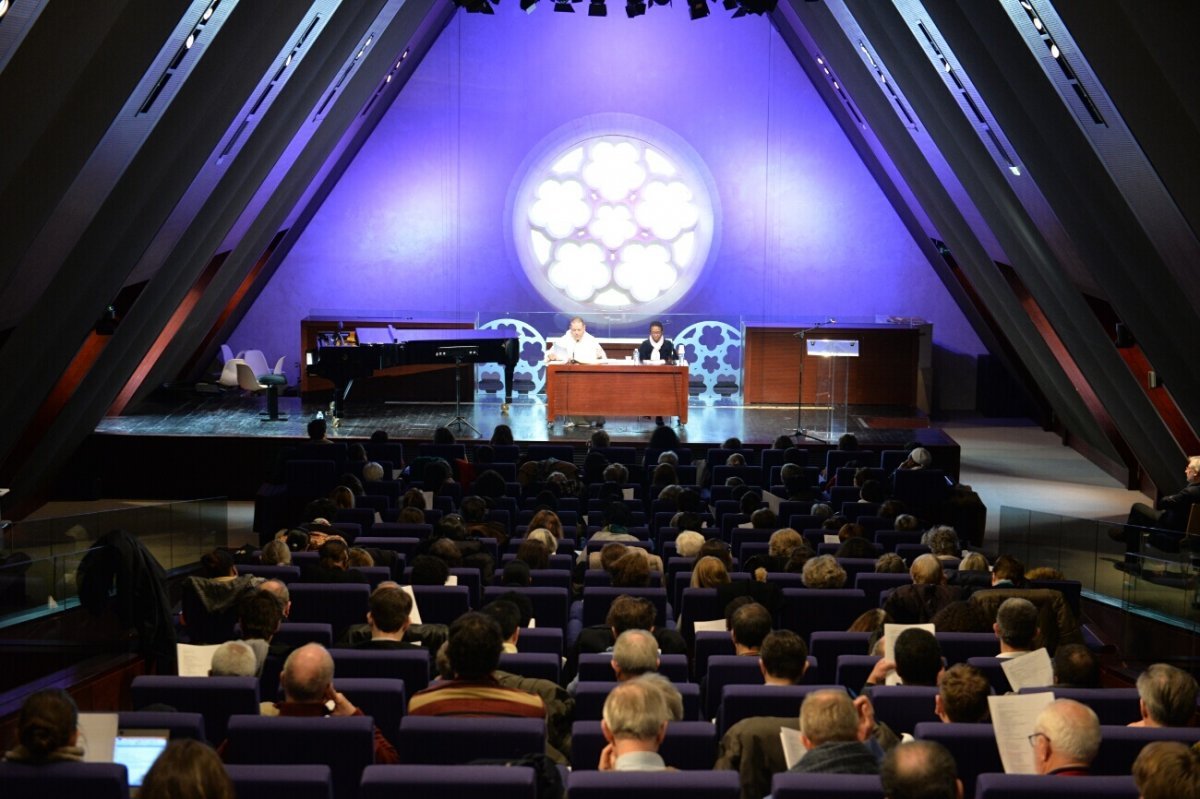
[883, 623, 936, 686]
[989, 691, 1055, 774]
[177, 643, 221, 676]
[402, 584, 422, 625]
[1001, 648, 1054, 692]
[779, 727, 808, 770]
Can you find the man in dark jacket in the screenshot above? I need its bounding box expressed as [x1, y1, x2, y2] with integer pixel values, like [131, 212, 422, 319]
[1115, 455, 1200, 559]
[789, 689, 880, 775]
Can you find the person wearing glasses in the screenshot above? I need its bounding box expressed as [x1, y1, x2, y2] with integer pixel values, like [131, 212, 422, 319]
[1028, 699, 1100, 776]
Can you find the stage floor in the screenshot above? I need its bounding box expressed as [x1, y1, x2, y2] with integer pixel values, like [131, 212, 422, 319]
[96, 392, 953, 451]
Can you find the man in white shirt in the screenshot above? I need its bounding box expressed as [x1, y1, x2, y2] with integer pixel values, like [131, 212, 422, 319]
[598, 677, 671, 771]
[548, 316, 607, 428]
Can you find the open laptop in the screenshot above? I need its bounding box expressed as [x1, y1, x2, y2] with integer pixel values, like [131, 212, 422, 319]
[79, 713, 169, 796]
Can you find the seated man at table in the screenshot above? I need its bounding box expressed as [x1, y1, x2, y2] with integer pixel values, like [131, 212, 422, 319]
[547, 316, 607, 428]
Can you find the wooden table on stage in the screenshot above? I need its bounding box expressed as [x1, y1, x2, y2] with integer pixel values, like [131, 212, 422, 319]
[546, 363, 689, 423]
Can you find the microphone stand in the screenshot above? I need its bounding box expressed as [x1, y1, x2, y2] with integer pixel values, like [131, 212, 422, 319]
[790, 320, 833, 444]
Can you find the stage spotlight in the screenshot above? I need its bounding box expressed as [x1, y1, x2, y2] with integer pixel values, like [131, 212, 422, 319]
[626, 0, 645, 16]
[688, 0, 709, 19]
[588, 0, 607, 15]
[455, 0, 497, 12]
[521, 0, 538, 11]
[553, 0, 575, 11]
[0, 0, 9, 19]
[723, 0, 738, 9]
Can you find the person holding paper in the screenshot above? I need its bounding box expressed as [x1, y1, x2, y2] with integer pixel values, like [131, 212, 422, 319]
[788, 689, 881, 775]
[1028, 699, 1100, 776]
[864, 628, 942, 690]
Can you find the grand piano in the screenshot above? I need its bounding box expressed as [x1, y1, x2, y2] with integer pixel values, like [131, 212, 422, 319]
[306, 325, 518, 417]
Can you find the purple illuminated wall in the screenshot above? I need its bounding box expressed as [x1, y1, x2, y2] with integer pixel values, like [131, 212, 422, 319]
[233, 10, 986, 408]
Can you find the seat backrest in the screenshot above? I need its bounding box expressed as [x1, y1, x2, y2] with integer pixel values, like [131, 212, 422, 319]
[866, 685, 941, 736]
[873, 530, 922, 552]
[913, 722, 1002, 797]
[679, 588, 724, 633]
[809, 632, 873, 685]
[359, 764, 536, 799]
[1016, 687, 1140, 726]
[329, 648, 430, 694]
[272, 622, 334, 649]
[0, 762, 129, 799]
[526, 569, 571, 592]
[396, 716, 546, 764]
[973, 773, 1138, 799]
[570, 720, 718, 771]
[118, 711, 206, 743]
[130, 675, 259, 743]
[285, 459, 339, 500]
[966, 657, 1012, 693]
[224, 764, 334, 799]
[573, 681, 701, 722]
[219, 357, 246, 387]
[244, 564, 302, 583]
[514, 626, 563, 655]
[526, 444, 574, 462]
[568, 770, 740, 799]
[835, 655, 881, 692]
[409, 585, 471, 625]
[288, 583, 370, 640]
[355, 536, 422, 560]
[936, 632, 999, 665]
[483, 586, 568, 629]
[704, 656, 766, 719]
[770, 772, 885, 799]
[1092, 725, 1200, 776]
[779, 589, 869, 640]
[717, 684, 842, 737]
[582, 587, 668, 627]
[335, 507, 376, 536]
[236, 361, 265, 391]
[854, 572, 913, 608]
[498, 652, 561, 684]
[225, 715, 374, 799]
[336, 677, 407, 748]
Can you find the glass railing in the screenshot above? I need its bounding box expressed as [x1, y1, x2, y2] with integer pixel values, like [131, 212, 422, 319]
[0, 498, 228, 626]
[998, 505, 1198, 632]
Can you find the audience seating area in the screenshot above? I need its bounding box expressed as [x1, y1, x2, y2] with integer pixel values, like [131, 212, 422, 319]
[17, 438, 1191, 799]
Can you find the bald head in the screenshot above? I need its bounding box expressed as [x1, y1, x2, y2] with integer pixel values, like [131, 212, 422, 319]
[799, 689, 858, 746]
[1032, 698, 1100, 774]
[258, 579, 291, 616]
[281, 643, 334, 703]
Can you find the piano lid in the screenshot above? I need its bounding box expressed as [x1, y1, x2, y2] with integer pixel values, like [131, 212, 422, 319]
[353, 327, 516, 345]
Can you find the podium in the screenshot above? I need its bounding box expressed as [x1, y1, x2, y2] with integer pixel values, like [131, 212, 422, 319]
[804, 338, 858, 436]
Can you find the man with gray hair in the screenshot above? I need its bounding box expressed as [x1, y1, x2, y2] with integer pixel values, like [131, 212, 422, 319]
[611, 629, 660, 681]
[599, 676, 672, 770]
[1029, 698, 1100, 776]
[1131, 663, 1199, 727]
[789, 689, 880, 774]
[209, 640, 258, 677]
[257, 579, 291, 619]
[922, 526, 960, 562]
[993, 597, 1039, 657]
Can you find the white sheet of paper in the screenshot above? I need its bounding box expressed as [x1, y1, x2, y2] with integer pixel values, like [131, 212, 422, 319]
[738, 522, 753, 529]
[693, 618, 727, 633]
[528, 618, 537, 628]
[444, 575, 458, 586]
[988, 691, 1056, 774]
[1001, 648, 1054, 692]
[78, 713, 119, 762]
[884, 623, 936, 685]
[623, 487, 635, 501]
[779, 727, 808, 770]
[824, 534, 840, 544]
[402, 584, 422, 625]
[176, 643, 221, 677]
[421, 491, 434, 509]
[763, 492, 783, 514]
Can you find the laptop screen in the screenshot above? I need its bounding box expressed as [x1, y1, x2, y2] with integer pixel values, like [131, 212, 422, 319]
[112, 734, 169, 788]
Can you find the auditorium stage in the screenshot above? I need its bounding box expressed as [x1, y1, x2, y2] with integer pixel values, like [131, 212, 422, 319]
[79, 392, 959, 502]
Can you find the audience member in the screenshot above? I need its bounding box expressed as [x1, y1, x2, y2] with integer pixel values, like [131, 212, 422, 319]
[993, 597, 1038, 656]
[1132, 740, 1200, 799]
[893, 514, 920, 532]
[354, 584, 417, 649]
[236, 590, 284, 666]
[2, 689, 81, 763]
[759, 630, 809, 685]
[865, 628, 942, 689]
[1029, 698, 1100, 776]
[675, 530, 705, 558]
[802, 554, 847, 589]
[408, 612, 545, 719]
[1052, 643, 1100, 688]
[259, 539, 291, 566]
[140, 739, 233, 799]
[789, 689, 879, 775]
[875, 553, 906, 573]
[515, 538, 550, 570]
[301, 539, 368, 584]
[609, 550, 652, 588]
[1132, 663, 1198, 727]
[730, 602, 773, 656]
[690, 555, 730, 589]
[884, 555, 960, 624]
[880, 740, 961, 799]
[990, 554, 1025, 588]
[410, 554, 450, 585]
[575, 594, 687, 656]
[599, 677, 673, 771]
[1116, 455, 1200, 559]
[930, 600, 990, 633]
[611, 629, 660, 680]
[258, 579, 291, 618]
[346, 547, 374, 568]
[935, 664, 990, 724]
[248, 643, 398, 763]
